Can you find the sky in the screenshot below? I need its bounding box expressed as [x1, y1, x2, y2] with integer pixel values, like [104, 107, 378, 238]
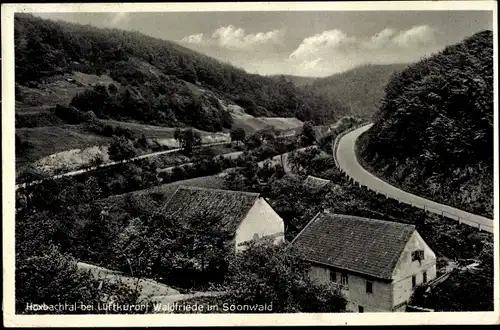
[35, 10, 493, 77]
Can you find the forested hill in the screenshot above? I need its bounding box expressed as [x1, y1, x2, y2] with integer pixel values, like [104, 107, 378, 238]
[359, 30, 494, 217]
[14, 14, 348, 129]
[299, 64, 410, 119]
[270, 75, 317, 87]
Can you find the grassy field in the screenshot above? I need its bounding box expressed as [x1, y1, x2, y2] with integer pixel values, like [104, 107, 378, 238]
[16, 71, 117, 108]
[99, 119, 230, 140]
[227, 103, 304, 133]
[15, 71, 118, 169]
[16, 125, 111, 166]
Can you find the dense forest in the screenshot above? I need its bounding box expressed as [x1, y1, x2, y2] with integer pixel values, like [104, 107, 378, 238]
[271, 74, 316, 87]
[358, 31, 493, 217]
[284, 64, 409, 119]
[14, 14, 348, 131]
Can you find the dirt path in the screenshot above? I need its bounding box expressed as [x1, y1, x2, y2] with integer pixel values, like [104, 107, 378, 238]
[77, 262, 224, 307]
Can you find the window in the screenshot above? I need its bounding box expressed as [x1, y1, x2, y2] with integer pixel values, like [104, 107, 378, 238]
[341, 273, 348, 286]
[366, 281, 373, 294]
[330, 271, 337, 283]
[412, 250, 425, 262]
[412, 275, 416, 288]
[358, 306, 364, 313]
[423, 271, 427, 283]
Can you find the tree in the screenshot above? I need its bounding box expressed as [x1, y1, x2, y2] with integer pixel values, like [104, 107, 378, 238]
[110, 210, 232, 288]
[135, 134, 149, 150]
[244, 133, 262, 150]
[230, 127, 246, 146]
[15, 133, 35, 157]
[108, 83, 118, 94]
[174, 128, 202, 156]
[299, 121, 316, 146]
[108, 135, 139, 161]
[259, 127, 277, 144]
[409, 242, 493, 312]
[16, 246, 146, 314]
[216, 240, 346, 313]
[359, 30, 493, 218]
[15, 13, 347, 129]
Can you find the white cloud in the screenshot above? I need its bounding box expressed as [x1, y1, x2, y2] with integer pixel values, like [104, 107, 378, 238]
[181, 33, 204, 44]
[393, 25, 438, 48]
[110, 12, 130, 25]
[365, 28, 397, 49]
[289, 29, 356, 60]
[289, 25, 440, 76]
[180, 24, 441, 77]
[180, 25, 284, 50]
[290, 25, 439, 62]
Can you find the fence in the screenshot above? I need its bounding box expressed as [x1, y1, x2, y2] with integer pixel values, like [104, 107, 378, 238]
[332, 125, 494, 234]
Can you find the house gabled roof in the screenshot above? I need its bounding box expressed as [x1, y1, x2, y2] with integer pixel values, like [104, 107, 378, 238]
[291, 211, 416, 280]
[163, 186, 260, 233]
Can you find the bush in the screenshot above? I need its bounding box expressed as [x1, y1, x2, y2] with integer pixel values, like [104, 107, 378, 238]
[70, 84, 115, 118]
[53, 104, 85, 124]
[108, 135, 139, 161]
[221, 241, 347, 313]
[15, 134, 34, 157]
[230, 127, 246, 145]
[299, 121, 316, 146]
[174, 127, 202, 156]
[81, 110, 97, 122]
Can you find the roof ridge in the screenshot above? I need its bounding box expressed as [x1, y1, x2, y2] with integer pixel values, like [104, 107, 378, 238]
[385, 227, 416, 279]
[177, 185, 260, 197]
[322, 211, 416, 229]
[290, 211, 322, 245]
[293, 211, 421, 280]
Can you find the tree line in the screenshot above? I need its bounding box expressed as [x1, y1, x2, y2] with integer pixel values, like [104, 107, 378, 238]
[15, 14, 348, 129]
[359, 30, 493, 218]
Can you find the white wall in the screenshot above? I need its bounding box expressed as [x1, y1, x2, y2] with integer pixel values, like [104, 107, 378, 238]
[307, 230, 437, 313]
[308, 265, 393, 312]
[391, 231, 437, 308]
[234, 198, 285, 251]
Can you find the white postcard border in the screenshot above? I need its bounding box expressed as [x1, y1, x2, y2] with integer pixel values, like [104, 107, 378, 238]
[2, 1, 498, 327]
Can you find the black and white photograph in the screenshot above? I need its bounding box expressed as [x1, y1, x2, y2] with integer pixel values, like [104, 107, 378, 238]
[2, 1, 498, 326]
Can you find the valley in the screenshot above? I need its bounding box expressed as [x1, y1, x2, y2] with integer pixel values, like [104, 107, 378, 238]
[11, 12, 494, 317]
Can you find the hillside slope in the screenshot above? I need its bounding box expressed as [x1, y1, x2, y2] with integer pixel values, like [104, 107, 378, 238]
[302, 64, 409, 119]
[358, 31, 493, 218]
[271, 75, 317, 87]
[15, 14, 348, 127]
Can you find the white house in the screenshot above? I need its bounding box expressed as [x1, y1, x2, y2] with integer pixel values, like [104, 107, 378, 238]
[291, 211, 437, 312]
[164, 185, 285, 251]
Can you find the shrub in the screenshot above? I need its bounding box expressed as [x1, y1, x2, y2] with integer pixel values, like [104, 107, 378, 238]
[53, 105, 85, 124]
[108, 135, 139, 161]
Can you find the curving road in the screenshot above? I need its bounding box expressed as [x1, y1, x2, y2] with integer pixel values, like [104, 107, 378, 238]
[335, 124, 494, 233]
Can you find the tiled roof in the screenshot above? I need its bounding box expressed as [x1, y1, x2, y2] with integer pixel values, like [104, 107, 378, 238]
[164, 186, 260, 233]
[291, 211, 416, 280]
